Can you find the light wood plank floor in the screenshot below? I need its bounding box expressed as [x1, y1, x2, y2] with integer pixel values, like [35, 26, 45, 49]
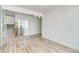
[0, 37, 79, 53]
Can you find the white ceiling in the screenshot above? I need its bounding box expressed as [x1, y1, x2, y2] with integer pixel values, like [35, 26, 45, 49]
[16, 5, 57, 14]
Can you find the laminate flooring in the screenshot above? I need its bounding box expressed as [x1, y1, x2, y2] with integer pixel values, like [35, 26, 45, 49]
[0, 37, 79, 53]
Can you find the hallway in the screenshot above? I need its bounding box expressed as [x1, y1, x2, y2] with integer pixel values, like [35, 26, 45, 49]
[0, 5, 79, 53]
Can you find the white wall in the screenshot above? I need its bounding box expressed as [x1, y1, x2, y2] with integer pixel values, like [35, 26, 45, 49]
[0, 6, 1, 48]
[42, 6, 79, 50]
[4, 16, 14, 24]
[15, 13, 41, 36]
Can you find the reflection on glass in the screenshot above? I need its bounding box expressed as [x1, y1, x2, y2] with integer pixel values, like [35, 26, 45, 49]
[16, 20, 28, 29]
